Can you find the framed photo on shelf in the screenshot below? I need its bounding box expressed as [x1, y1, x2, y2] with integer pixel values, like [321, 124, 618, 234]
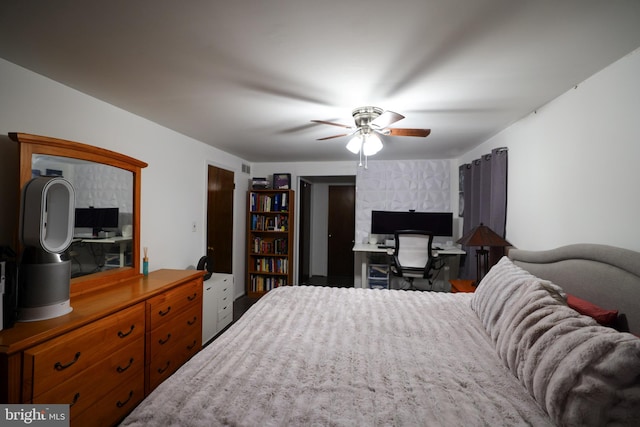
[273, 173, 291, 190]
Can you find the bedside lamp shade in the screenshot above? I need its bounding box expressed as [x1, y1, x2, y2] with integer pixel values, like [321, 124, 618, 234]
[457, 223, 510, 284]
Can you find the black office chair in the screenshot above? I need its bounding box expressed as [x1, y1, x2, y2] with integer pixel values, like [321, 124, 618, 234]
[390, 230, 442, 290]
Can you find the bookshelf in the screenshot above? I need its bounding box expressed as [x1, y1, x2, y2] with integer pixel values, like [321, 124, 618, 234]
[246, 189, 294, 297]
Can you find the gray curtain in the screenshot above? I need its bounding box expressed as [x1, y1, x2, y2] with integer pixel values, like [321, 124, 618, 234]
[459, 147, 508, 281]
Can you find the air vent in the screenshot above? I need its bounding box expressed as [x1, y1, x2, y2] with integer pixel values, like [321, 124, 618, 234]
[242, 163, 251, 174]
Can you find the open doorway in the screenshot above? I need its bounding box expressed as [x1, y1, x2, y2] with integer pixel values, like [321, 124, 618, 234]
[297, 176, 355, 287]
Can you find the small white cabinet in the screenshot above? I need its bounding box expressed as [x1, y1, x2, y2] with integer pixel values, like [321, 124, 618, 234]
[202, 273, 234, 344]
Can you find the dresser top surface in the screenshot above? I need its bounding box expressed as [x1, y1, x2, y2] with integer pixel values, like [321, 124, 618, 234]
[0, 269, 204, 354]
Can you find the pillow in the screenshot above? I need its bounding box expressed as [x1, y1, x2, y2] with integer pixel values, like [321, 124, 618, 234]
[470, 256, 566, 347]
[566, 293, 618, 327]
[471, 257, 640, 426]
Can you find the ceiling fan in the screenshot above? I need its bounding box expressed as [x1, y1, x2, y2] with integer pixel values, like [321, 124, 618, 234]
[312, 106, 431, 143]
[311, 107, 430, 166]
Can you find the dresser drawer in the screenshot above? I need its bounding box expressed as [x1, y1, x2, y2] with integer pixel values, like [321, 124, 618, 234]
[218, 310, 232, 332]
[147, 280, 201, 327]
[25, 303, 145, 399]
[149, 303, 201, 355]
[217, 279, 233, 316]
[74, 368, 144, 427]
[33, 338, 143, 417]
[148, 332, 200, 391]
[215, 274, 233, 334]
[148, 305, 201, 390]
[218, 297, 232, 319]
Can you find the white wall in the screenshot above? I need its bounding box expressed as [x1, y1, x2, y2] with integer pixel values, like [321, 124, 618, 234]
[355, 159, 452, 245]
[0, 58, 250, 298]
[459, 48, 640, 252]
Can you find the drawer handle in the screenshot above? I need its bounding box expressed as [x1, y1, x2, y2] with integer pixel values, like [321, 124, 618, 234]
[117, 357, 135, 373]
[158, 306, 171, 316]
[118, 325, 135, 338]
[159, 333, 172, 345]
[187, 292, 198, 301]
[54, 352, 81, 371]
[157, 361, 171, 374]
[70, 392, 80, 407]
[187, 340, 197, 350]
[116, 390, 134, 408]
[187, 316, 197, 326]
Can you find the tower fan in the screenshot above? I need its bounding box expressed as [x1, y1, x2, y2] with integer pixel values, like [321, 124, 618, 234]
[18, 176, 75, 321]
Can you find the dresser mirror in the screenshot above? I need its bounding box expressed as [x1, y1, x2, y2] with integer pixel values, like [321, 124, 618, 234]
[11, 133, 148, 294]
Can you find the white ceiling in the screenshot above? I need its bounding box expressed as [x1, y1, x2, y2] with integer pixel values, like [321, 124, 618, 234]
[1, 1, 639, 162]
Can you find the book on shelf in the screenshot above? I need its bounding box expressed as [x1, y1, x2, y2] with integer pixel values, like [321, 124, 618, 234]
[250, 274, 288, 292]
[250, 191, 289, 212]
[252, 237, 288, 254]
[254, 257, 288, 274]
[251, 214, 288, 231]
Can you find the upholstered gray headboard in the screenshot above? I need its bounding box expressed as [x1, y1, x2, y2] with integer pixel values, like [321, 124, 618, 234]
[509, 244, 640, 335]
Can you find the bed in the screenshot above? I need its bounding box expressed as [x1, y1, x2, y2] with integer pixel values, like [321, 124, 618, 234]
[121, 244, 640, 426]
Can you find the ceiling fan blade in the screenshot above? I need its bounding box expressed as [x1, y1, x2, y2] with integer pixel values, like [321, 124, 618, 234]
[311, 119, 353, 129]
[385, 128, 431, 137]
[317, 133, 350, 141]
[371, 110, 405, 128]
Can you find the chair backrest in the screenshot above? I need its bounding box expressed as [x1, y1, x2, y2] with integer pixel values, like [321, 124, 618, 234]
[394, 230, 434, 272]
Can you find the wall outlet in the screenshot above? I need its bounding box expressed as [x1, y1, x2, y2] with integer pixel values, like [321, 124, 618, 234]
[192, 221, 197, 232]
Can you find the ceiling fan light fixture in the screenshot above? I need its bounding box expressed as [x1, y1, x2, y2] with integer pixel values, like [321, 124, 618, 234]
[346, 133, 362, 154]
[362, 133, 382, 156]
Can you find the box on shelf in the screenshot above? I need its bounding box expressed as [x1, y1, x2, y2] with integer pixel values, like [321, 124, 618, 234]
[251, 177, 270, 189]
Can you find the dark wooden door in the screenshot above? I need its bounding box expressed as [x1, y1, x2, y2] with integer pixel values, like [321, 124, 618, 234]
[298, 180, 312, 284]
[207, 165, 234, 273]
[327, 185, 355, 279]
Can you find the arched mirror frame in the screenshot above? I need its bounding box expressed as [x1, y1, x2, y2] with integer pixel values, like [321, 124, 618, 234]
[10, 132, 148, 295]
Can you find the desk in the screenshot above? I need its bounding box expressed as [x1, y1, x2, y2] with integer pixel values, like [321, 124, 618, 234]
[352, 243, 465, 288]
[73, 236, 132, 267]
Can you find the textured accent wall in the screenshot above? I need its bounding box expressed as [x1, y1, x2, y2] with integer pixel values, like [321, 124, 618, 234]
[74, 163, 133, 213]
[355, 159, 450, 243]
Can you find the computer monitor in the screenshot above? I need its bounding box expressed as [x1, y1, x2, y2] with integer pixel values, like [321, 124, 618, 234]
[74, 207, 119, 236]
[371, 210, 453, 237]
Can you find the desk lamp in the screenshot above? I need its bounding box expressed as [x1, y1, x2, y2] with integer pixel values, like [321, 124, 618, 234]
[457, 223, 510, 285]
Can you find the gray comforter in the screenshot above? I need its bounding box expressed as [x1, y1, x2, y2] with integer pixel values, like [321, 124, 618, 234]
[122, 286, 552, 426]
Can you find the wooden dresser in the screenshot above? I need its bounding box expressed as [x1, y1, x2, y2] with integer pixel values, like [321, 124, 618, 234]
[146, 277, 202, 393]
[0, 269, 204, 426]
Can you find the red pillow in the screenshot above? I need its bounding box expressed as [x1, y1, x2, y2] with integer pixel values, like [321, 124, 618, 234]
[566, 294, 618, 327]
